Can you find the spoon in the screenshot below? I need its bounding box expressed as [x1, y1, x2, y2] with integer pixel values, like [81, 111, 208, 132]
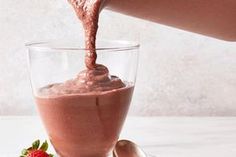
[113, 140, 147, 157]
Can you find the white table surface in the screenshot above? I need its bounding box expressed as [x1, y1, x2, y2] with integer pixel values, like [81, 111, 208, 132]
[1, 116, 236, 157]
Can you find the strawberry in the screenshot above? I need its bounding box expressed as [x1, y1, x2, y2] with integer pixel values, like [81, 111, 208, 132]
[27, 150, 49, 157]
[20, 140, 54, 157]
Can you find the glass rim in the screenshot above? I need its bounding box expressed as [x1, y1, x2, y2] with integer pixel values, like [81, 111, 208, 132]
[25, 39, 140, 52]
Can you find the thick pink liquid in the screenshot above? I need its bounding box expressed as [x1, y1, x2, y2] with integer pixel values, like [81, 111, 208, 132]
[36, 84, 134, 157]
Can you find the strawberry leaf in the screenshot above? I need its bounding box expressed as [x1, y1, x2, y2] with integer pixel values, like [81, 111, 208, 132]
[40, 140, 48, 151]
[21, 149, 28, 155]
[32, 139, 40, 149]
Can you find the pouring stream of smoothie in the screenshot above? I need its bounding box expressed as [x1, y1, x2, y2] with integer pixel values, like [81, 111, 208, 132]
[68, 0, 102, 69]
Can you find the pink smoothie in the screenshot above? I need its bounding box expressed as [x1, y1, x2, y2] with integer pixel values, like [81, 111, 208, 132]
[36, 64, 134, 157]
[36, 83, 134, 157]
[35, 1, 135, 156]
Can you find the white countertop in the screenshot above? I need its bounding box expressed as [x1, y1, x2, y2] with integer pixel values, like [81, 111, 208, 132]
[1, 116, 236, 157]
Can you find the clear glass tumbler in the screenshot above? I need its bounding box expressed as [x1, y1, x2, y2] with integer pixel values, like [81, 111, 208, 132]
[26, 40, 139, 157]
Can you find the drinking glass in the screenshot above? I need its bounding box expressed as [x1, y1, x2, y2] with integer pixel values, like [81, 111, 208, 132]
[26, 40, 139, 157]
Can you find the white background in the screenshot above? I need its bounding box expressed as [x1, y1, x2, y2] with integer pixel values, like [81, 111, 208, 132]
[0, 0, 236, 116]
